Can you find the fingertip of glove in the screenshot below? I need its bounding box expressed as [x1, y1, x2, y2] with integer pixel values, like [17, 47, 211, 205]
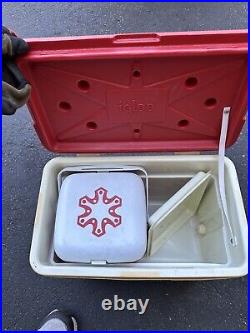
[12, 36, 29, 55]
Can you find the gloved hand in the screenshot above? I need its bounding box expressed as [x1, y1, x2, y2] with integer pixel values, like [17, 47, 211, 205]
[2, 26, 31, 115]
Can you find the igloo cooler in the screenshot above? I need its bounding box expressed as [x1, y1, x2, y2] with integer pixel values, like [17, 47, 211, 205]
[18, 30, 248, 280]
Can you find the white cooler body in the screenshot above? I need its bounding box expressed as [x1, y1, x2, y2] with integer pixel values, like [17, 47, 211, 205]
[29, 154, 248, 280]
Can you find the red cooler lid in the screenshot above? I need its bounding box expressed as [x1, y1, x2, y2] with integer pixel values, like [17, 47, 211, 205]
[18, 30, 248, 153]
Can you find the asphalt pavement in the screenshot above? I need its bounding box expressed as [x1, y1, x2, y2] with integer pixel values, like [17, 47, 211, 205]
[2, 2, 248, 331]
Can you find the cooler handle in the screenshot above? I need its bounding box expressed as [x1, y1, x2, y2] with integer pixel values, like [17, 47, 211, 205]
[112, 33, 161, 45]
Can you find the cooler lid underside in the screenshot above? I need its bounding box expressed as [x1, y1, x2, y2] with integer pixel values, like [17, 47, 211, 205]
[18, 30, 248, 153]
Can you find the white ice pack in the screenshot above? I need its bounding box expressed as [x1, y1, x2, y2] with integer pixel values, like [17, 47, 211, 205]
[54, 172, 147, 263]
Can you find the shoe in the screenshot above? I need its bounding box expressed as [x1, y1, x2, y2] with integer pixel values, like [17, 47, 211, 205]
[38, 309, 77, 331]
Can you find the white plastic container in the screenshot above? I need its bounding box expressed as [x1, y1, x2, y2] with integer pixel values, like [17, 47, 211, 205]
[29, 155, 248, 280]
[54, 172, 147, 263]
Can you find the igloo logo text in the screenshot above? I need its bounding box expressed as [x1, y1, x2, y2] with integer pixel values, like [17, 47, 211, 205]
[77, 187, 122, 237]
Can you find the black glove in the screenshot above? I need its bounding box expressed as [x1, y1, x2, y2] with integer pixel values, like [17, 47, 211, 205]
[2, 26, 31, 115]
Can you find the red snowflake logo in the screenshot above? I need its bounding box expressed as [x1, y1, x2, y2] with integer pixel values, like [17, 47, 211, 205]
[77, 187, 122, 237]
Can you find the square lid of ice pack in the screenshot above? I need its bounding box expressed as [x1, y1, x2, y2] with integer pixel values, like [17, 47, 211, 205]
[54, 172, 147, 263]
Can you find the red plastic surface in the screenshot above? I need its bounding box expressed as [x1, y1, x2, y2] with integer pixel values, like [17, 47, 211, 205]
[18, 30, 248, 153]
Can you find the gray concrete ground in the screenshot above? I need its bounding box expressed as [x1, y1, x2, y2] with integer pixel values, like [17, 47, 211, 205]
[2, 2, 248, 331]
